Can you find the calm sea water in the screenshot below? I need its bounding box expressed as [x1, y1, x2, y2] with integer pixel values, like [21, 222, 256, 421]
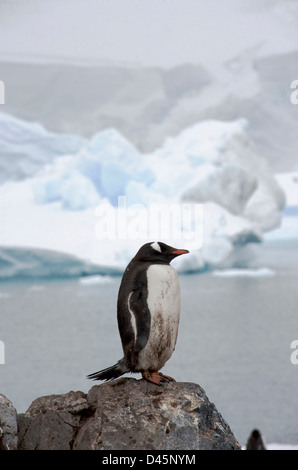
[1, 240, 298, 447]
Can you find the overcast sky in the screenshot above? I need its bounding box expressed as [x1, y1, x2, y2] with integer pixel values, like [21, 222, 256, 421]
[0, 0, 298, 68]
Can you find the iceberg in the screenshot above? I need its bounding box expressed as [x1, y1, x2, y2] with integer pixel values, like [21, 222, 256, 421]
[0, 247, 104, 280]
[212, 268, 276, 278]
[30, 127, 155, 209]
[149, 119, 285, 231]
[79, 129, 155, 205]
[0, 112, 286, 279]
[0, 112, 86, 184]
[79, 275, 114, 285]
[181, 163, 258, 216]
[263, 172, 298, 242]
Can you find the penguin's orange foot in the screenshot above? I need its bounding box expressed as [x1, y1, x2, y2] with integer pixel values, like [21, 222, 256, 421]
[142, 370, 175, 385]
[142, 370, 164, 385]
[159, 372, 176, 382]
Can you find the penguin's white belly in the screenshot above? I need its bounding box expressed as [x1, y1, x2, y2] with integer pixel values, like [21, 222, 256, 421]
[137, 264, 180, 371]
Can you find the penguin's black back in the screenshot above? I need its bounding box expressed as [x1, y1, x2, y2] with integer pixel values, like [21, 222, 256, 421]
[117, 257, 153, 370]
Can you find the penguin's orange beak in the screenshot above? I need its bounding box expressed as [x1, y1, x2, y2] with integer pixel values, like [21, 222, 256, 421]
[171, 249, 189, 255]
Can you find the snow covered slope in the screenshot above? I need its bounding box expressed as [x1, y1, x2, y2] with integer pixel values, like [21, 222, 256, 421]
[1, 49, 298, 172]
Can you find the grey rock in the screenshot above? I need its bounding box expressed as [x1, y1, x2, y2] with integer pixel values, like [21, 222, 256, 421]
[0, 393, 18, 450]
[17, 390, 89, 450]
[16, 378, 240, 450]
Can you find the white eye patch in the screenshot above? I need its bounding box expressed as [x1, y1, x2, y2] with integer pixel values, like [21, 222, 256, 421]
[151, 241, 162, 252]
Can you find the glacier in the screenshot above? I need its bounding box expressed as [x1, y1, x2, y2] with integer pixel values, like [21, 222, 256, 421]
[0, 112, 288, 280]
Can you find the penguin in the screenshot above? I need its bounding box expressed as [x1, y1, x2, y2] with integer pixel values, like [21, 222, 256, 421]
[88, 241, 189, 385]
[246, 429, 267, 450]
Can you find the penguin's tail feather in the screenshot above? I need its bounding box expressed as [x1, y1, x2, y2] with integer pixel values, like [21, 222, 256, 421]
[87, 358, 129, 382]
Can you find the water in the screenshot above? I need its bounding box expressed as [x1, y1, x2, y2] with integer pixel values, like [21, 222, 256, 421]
[1, 241, 298, 447]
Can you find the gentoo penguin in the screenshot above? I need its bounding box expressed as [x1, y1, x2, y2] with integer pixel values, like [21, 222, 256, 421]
[88, 241, 189, 385]
[246, 429, 267, 450]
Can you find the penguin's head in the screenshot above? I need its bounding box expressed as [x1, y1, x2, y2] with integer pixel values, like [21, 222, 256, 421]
[135, 241, 189, 264]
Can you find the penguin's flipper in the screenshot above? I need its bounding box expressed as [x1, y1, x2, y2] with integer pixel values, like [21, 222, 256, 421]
[129, 288, 151, 353]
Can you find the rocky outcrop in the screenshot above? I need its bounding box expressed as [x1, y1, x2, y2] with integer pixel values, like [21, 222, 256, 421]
[0, 393, 18, 450]
[3, 378, 241, 450]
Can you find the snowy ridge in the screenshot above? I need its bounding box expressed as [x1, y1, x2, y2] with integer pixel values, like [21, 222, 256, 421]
[0, 112, 288, 279]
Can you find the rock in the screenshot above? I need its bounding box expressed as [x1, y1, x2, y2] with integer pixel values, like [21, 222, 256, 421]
[17, 378, 240, 450]
[17, 390, 89, 450]
[0, 393, 18, 450]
